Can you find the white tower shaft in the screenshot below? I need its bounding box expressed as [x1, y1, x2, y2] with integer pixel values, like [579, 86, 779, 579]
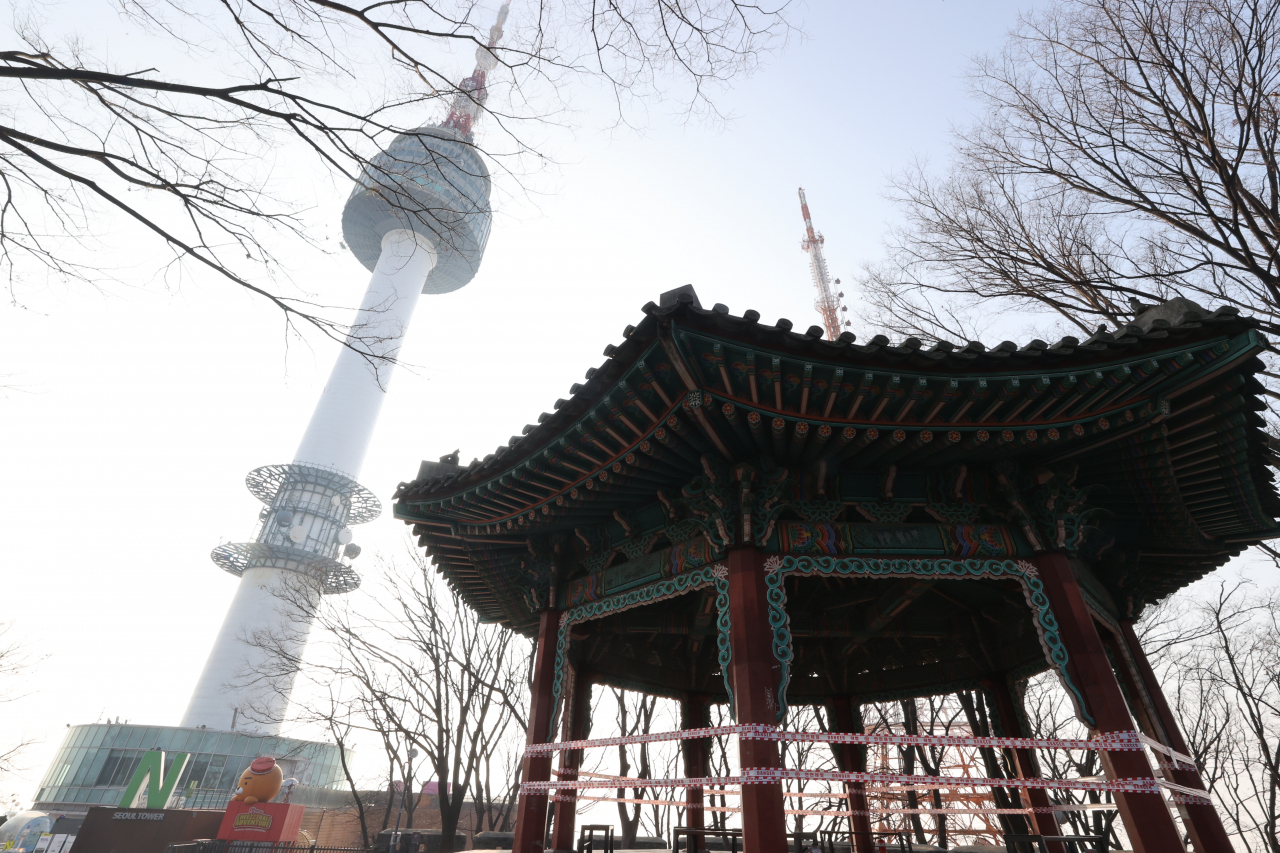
[182, 230, 436, 733]
[294, 230, 437, 475]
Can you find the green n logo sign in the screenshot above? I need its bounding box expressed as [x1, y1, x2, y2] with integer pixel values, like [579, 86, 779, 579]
[118, 750, 191, 809]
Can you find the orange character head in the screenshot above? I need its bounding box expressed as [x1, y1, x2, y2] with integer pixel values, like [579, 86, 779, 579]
[231, 756, 284, 805]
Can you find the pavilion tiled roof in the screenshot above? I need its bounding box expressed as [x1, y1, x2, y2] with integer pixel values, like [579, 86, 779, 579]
[394, 288, 1280, 630]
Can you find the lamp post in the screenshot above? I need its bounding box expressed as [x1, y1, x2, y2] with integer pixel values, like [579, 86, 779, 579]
[392, 748, 419, 852]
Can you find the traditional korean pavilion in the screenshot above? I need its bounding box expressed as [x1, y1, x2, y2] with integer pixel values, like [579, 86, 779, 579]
[394, 286, 1278, 853]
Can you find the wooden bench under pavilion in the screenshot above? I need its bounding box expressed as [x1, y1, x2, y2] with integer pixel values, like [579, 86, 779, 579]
[394, 286, 1279, 853]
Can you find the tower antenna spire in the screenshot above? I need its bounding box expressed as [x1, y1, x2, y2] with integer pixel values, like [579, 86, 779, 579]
[798, 187, 850, 340]
[441, 3, 512, 139]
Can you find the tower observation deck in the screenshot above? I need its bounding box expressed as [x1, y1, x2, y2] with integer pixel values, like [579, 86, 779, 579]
[181, 6, 505, 733]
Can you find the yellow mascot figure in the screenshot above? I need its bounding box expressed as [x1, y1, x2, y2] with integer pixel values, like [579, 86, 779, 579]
[232, 756, 284, 805]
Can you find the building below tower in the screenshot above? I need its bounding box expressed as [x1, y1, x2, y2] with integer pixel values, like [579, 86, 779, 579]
[32, 723, 351, 816]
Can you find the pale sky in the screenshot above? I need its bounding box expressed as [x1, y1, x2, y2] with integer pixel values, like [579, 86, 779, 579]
[2, 0, 1271, 811]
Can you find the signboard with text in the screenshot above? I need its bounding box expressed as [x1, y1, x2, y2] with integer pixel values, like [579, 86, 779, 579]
[64, 807, 222, 853]
[216, 802, 305, 844]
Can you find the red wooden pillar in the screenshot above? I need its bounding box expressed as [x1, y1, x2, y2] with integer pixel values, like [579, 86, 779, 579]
[514, 607, 563, 853]
[986, 678, 1068, 849]
[550, 670, 592, 853]
[1117, 621, 1233, 853]
[726, 546, 789, 853]
[1030, 553, 1184, 853]
[827, 697, 874, 853]
[681, 693, 712, 853]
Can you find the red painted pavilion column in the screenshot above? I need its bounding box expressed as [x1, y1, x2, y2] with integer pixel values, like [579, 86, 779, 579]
[514, 607, 563, 853]
[550, 670, 592, 853]
[1117, 621, 1233, 853]
[986, 679, 1068, 850]
[827, 697, 874, 853]
[1030, 553, 1184, 853]
[726, 546, 789, 853]
[681, 693, 712, 853]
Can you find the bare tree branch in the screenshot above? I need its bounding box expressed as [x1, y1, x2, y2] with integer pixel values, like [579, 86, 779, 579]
[3, 0, 793, 356]
[858, 0, 1280, 347]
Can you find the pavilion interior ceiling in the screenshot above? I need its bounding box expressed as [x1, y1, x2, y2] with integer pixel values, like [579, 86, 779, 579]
[565, 575, 1045, 701]
[394, 290, 1280, 698]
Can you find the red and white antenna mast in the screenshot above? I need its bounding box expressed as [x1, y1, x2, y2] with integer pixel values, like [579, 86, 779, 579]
[798, 188, 850, 340]
[441, 3, 511, 138]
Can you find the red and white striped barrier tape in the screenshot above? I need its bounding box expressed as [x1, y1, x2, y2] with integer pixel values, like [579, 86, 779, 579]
[527, 725, 740, 754]
[562, 779, 1044, 801]
[739, 768, 1211, 804]
[525, 724, 1195, 768]
[524, 768, 1210, 805]
[553, 793, 741, 812]
[551, 793, 1124, 817]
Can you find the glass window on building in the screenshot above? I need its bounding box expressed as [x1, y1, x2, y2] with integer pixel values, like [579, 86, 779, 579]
[66, 751, 89, 788]
[217, 760, 242, 791]
[89, 726, 106, 748]
[182, 754, 211, 789]
[75, 749, 109, 789]
[94, 751, 122, 787]
[96, 749, 143, 787]
[124, 728, 146, 749]
[43, 752, 72, 788]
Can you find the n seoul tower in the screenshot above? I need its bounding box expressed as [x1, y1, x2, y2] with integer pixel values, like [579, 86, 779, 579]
[182, 6, 507, 733]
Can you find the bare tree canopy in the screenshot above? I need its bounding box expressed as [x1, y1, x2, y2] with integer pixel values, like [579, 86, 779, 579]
[2, 0, 790, 347]
[1142, 581, 1280, 852]
[859, 0, 1280, 342]
[241, 552, 530, 849]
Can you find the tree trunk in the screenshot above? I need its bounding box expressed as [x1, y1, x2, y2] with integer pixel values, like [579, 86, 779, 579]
[900, 701, 927, 845]
[616, 699, 641, 848]
[382, 775, 396, 832]
[441, 791, 461, 853]
[957, 690, 1030, 844]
